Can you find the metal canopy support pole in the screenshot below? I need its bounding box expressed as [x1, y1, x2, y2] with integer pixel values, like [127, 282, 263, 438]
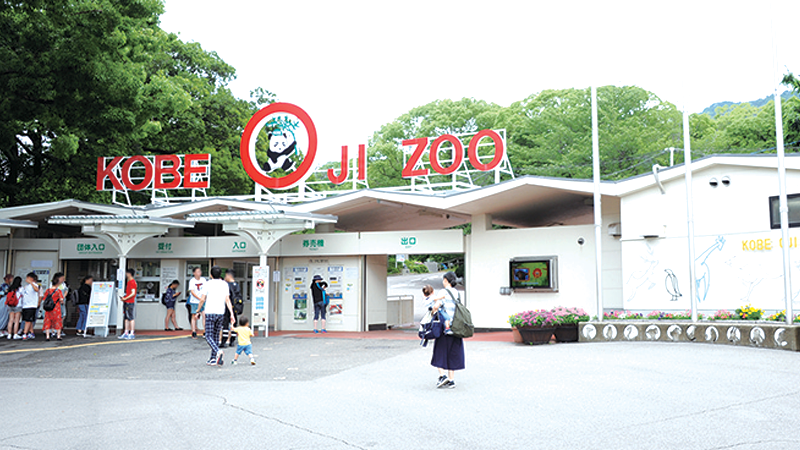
[772, 23, 793, 324]
[683, 110, 699, 322]
[591, 86, 603, 321]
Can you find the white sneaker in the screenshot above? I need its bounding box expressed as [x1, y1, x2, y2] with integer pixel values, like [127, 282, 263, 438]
[12, 334, 22, 340]
[118, 333, 128, 339]
[6, 333, 10, 340]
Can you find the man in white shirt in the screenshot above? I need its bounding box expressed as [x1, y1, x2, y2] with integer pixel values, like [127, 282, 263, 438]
[188, 267, 206, 339]
[196, 265, 234, 366]
[20, 272, 41, 340]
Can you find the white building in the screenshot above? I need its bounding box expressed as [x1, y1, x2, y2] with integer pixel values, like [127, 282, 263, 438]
[0, 154, 797, 332]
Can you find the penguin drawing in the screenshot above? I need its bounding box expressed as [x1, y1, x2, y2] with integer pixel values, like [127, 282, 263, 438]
[665, 269, 682, 301]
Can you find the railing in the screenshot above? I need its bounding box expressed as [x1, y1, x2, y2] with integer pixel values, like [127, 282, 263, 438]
[387, 295, 415, 328]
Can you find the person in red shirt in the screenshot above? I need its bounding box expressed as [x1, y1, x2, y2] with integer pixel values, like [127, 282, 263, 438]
[119, 268, 137, 340]
[42, 273, 65, 341]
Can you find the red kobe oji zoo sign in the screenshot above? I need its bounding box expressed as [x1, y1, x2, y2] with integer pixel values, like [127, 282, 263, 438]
[96, 154, 211, 191]
[401, 129, 505, 178]
[239, 102, 505, 190]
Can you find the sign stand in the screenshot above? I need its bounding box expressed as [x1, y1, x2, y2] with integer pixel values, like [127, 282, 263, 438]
[86, 281, 116, 338]
[251, 266, 270, 337]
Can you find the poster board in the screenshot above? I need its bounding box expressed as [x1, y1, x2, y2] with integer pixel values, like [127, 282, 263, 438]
[251, 266, 269, 337]
[327, 266, 344, 324]
[292, 267, 309, 322]
[87, 281, 115, 337]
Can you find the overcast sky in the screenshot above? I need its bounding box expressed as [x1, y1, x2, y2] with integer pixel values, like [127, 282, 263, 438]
[160, 0, 800, 163]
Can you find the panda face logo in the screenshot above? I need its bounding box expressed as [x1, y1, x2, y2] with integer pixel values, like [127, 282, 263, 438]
[263, 130, 298, 173]
[240, 103, 318, 190]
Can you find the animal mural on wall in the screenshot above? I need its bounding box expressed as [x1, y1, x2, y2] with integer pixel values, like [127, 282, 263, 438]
[664, 269, 682, 301]
[625, 240, 659, 302]
[695, 235, 725, 302]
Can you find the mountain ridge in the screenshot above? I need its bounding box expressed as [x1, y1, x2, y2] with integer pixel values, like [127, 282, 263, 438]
[701, 90, 799, 117]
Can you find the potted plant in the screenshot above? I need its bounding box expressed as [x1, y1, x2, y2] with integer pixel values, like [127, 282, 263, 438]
[551, 306, 589, 342]
[508, 310, 556, 345]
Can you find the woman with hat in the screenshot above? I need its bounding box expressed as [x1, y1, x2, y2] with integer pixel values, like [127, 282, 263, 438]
[310, 274, 328, 333]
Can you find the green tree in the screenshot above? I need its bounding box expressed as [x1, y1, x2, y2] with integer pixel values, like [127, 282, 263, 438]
[504, 86, 683, 179]
[366, 98, 504, 188]
[0, 0, 268, 206]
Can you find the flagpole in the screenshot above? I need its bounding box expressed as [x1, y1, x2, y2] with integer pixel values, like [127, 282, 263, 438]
[591, 86, 603, 321]
[683, 109, 698, 322]
[772, 21, 793, 324]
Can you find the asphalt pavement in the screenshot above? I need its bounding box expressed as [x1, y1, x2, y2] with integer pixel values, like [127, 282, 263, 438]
[2, 334, 800, 450]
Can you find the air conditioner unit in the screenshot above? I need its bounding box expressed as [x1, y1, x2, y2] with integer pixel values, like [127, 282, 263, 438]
[607, 223, 621, 237]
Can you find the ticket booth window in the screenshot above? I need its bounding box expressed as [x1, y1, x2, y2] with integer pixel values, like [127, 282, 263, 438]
[185, 260, 210, 297]
[133, 260, 160, 302]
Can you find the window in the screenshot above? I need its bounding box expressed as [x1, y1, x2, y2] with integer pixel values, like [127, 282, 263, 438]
[132, 260, 160, 302]
[769, 194, 800, 229]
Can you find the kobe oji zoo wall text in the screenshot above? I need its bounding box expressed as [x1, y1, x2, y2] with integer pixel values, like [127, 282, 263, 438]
[239, 103, 507, 190]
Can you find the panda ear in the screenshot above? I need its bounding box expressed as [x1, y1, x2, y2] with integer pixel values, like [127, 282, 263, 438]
[268, 131, 273, 139]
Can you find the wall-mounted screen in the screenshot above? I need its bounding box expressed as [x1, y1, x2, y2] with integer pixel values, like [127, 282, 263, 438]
[510, 256, 558, 292]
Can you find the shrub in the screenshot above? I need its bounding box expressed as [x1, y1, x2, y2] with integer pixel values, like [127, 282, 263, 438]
[509, 310, 557, 328]
[603, 310, 644, 320]
[735, 304, 764, 320]
[551, 306, 589, 325]
[711, 310, 735, 320]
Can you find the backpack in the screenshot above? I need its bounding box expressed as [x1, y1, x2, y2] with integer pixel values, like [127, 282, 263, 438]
[444, 289, 474, 339]
[229, 282, 244, 315]
[5, 291, 18, 308]
[69, 289, 79, 306]
[161, 291, 170, 306]
[42, 290, 57, 312]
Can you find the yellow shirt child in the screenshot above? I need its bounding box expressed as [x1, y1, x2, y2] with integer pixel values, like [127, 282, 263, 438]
[231, 319, 255, 365]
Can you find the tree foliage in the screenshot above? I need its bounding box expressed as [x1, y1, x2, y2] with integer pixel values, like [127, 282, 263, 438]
[367, 85, 800, 187]
[0, 0, 269, 206]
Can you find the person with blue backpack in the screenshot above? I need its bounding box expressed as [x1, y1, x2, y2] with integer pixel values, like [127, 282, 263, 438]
[310, 274, 328, 333]
[162, 280, 182, 331]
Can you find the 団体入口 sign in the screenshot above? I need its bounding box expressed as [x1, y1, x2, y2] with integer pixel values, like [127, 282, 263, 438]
[96, 154, 210, 191]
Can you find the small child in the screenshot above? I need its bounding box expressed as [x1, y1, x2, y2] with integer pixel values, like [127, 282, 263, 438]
[231, 317, 255, 365]
[423, 285, 452, 334]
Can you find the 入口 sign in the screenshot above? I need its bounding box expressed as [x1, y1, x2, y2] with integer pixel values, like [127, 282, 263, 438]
[96, 154, 210, 191]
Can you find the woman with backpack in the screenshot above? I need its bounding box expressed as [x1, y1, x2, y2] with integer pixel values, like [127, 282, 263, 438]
[5, 276, 22, 339]
[42, 273, 65, 341]
[431, 272, 465, 389]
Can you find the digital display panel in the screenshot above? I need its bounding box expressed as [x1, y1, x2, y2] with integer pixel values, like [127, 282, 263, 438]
[509, 257, 558, 292]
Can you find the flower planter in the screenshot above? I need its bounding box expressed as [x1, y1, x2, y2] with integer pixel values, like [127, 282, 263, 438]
[554, 324, 579, 342]
[511, 327, 523, 344]
[518, 327, 555, 345]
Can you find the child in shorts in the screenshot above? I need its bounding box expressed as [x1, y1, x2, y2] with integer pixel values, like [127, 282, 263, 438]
[422, 285, 452, 334]
[231, 317, 255, 365]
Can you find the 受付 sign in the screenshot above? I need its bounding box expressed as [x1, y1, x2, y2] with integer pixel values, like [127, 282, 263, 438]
[96, 154, 210, 191]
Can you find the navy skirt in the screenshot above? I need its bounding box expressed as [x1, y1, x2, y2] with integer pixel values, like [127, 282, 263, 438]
[431, 334, 465, 371]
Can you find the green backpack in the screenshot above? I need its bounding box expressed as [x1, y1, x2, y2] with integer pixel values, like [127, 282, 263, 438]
[444, 289, 474, 339]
